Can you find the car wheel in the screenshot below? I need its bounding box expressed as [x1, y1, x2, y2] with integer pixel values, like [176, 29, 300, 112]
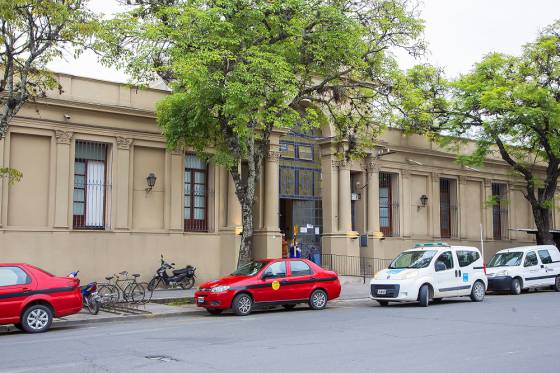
[282, 304, 296, 310]
[309, 289, 328, 310]
[418, 284, 430, 307]
[554, 276, 560, 292]
[511, 278, 522, 295]
[21, 305, 53, 333]
[232, 293, 253, 316]
[206, 308, 223, 315]
[377, 300, 389, 307]
[470, 280, 485, 302]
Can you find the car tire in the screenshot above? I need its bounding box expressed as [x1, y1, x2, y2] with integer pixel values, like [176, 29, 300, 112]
[21, 305, 53, 333]
[282, 304, 296, 310]
[377, 300, 389, 307]
[554, 276, 560, 292]
[418, 285, 430, 307]
[232, 293, 253, 316]
[309, 289, 328, 310]
[511, 278, 522, 295]
[206, 308, 223, 315]
[470, 280, 485, 302]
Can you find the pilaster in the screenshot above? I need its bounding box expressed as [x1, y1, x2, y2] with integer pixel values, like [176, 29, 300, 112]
[54, 131, 73, 228]
[169, 149, 184, 231]
[115, 137, 133, 230]
[401, 169, 412, 238]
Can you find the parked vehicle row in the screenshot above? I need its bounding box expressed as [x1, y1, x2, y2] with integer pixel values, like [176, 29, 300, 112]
[370, 243, 560, 307]
[2, 244, 559, 332]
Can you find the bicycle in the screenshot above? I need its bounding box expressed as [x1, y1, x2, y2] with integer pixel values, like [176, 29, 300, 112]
[98, 271, 146, 305]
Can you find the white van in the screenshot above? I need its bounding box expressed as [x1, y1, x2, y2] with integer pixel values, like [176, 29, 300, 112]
[370, 243, 487, 307]
[486, 245, 560, 294]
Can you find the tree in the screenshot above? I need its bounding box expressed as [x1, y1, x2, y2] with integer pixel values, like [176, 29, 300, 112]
[394, 21, 560, 245]
[0, 0, 97, 180]
[99, 0, 425, 266]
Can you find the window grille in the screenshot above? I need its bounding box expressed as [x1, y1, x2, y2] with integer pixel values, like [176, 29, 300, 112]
[440, 178, 458, 238]
[73, 141, 111, 230]
[492, 183, 509, 240]
[184, 155, 208, 232]
[379, 172, 399, 237]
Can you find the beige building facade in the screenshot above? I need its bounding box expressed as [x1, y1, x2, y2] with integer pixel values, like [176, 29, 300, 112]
[0, 74, 554, 283]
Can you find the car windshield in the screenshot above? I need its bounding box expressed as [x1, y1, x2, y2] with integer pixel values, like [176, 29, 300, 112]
[488, 252, 523, 267]
[389, 250, 437, 269]
[231, 261, 267, 276]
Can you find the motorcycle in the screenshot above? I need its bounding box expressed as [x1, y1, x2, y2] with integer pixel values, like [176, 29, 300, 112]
[147, 255, 196, 291]
[68, 271, 100, 315]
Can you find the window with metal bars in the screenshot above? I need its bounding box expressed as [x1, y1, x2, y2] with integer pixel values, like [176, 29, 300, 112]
[73, 141, 110, 230]
[492, 183, 508, 240]
[440, 178, 458, 238]
[184, 155, 208, 232]
[379, 172, 399, 237]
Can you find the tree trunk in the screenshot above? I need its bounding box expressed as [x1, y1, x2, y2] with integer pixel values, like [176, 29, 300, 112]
[532, 205, 555, 245]
[238, 202, 254, 267]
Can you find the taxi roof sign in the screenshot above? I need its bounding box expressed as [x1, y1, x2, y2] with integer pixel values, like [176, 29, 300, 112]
[414, 242, 450, 248]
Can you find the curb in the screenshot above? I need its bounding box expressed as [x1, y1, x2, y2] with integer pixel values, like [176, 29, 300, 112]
[0, 307, 200, 333]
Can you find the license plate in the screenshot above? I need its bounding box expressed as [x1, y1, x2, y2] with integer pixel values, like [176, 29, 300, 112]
[377, 289, 387, 295]
[197, 297, 205, 304]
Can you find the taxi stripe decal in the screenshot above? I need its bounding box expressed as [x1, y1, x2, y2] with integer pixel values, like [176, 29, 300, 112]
[0, 287, 75, 300]
[231, 276, 337, 291]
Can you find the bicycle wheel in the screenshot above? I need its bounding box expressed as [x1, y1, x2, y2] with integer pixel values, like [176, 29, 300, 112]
[123, 282, 135, 302]
[97, 284, 118, 307]
[139, 282, 153, 304]
[130, 283, 146, 304]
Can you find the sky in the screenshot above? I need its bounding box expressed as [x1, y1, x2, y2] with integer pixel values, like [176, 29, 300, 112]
[48, 0, 560, 82]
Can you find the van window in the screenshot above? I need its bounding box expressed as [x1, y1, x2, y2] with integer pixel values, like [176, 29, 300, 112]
[524, 252, 538, 267]
[435, 251, 454, 271]
[456, 251, 480, 267]
[538, 250, 552, 264]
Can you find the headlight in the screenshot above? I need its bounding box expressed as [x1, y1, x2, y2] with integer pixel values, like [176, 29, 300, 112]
[374, 271, 386, 280]
[496, 270, 509, 277]
[211, 285, 230, 293]
[403, 271, 419, 280]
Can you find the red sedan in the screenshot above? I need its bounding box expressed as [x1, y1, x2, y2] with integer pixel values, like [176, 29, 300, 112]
[194, 258, 341, 316]
[0, 264, 82, 333]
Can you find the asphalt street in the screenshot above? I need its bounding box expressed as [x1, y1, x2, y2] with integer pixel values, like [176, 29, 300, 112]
[1, 291, 559, 373]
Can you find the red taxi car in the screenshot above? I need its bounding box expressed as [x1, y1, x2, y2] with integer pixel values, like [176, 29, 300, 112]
[194, 258, 341, 316]
[0, 264, 82, 333]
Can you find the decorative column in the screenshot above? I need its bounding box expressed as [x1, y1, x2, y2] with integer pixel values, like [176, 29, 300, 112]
[338, 160, 352, 233]
[458, 176, 468, 239]
[169, 149, 184, 231]
[431, 173, 441, 239]
[401, 169, 412, 238]
[54, 130, 73, 228]
[115, 136, 133, 230]
[484, 178, 494, 240]
[264, 148, 280, 230]
[227, 168, 241, 227]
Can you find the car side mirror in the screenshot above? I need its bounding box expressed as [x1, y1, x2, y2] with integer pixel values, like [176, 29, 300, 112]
[435, 261, 447, 272]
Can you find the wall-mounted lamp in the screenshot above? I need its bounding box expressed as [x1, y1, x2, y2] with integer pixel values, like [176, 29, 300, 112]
[418, 194, 429, 209]
[145, 173, 157, 192]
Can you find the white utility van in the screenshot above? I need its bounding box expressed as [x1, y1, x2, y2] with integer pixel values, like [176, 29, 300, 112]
[370, 243, 487, 307]
[486, 245, 560, 294]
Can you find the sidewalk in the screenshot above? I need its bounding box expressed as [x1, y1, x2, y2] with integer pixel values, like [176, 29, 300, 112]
[1, 280, 372, 333]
